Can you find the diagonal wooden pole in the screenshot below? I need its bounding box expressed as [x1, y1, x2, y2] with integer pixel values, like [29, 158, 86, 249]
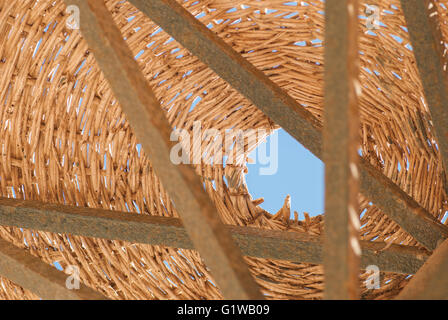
[400, 0, 448, 195]
[396, 238, 448, 299]
[126, 0, 448, 251]
[62, 0, 262, 299]
[323, 0, 361, 300]
[0, 197, 428, 275]
[0, 238, 106, 300]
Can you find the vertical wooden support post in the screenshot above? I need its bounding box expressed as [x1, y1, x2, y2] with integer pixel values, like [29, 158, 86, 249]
[323, 0, 361, 300]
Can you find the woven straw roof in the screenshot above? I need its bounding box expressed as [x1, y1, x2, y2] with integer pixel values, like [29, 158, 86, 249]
[0, 0, 447, 300]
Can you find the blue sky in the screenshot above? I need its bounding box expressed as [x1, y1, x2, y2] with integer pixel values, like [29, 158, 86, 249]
[246, 129, 324, 218]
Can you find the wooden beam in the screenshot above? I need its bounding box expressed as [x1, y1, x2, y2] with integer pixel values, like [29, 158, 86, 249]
[126, 0, 448, 251]
[401, 0, 448, 195]
[0, 238, 106, 300]
[323, 0, 360, 300]
[359, 158, 447, 251]
[63, 0, 262, 299]
[0, 197, 429, 275]
[396, 239, 448, 299]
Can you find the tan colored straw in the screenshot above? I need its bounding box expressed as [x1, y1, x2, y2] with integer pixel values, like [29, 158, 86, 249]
[0, 0, 446, 299]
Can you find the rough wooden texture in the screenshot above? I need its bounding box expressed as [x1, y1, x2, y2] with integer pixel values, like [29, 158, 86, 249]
[126, 0, 448, 251]
[0, 0, 447, 299]
[323, 0, 360, 300]
[396, 239, 448, 299]
[0, 238, 106, 299]
[401, 0, 448, 196]
[0, 197, 428, 275]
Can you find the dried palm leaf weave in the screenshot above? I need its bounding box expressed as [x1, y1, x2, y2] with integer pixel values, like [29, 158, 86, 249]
[0, 0, 446, 300]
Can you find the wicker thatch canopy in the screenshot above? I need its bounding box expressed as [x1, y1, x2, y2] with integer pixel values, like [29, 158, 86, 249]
[0, 0, 447, 300]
